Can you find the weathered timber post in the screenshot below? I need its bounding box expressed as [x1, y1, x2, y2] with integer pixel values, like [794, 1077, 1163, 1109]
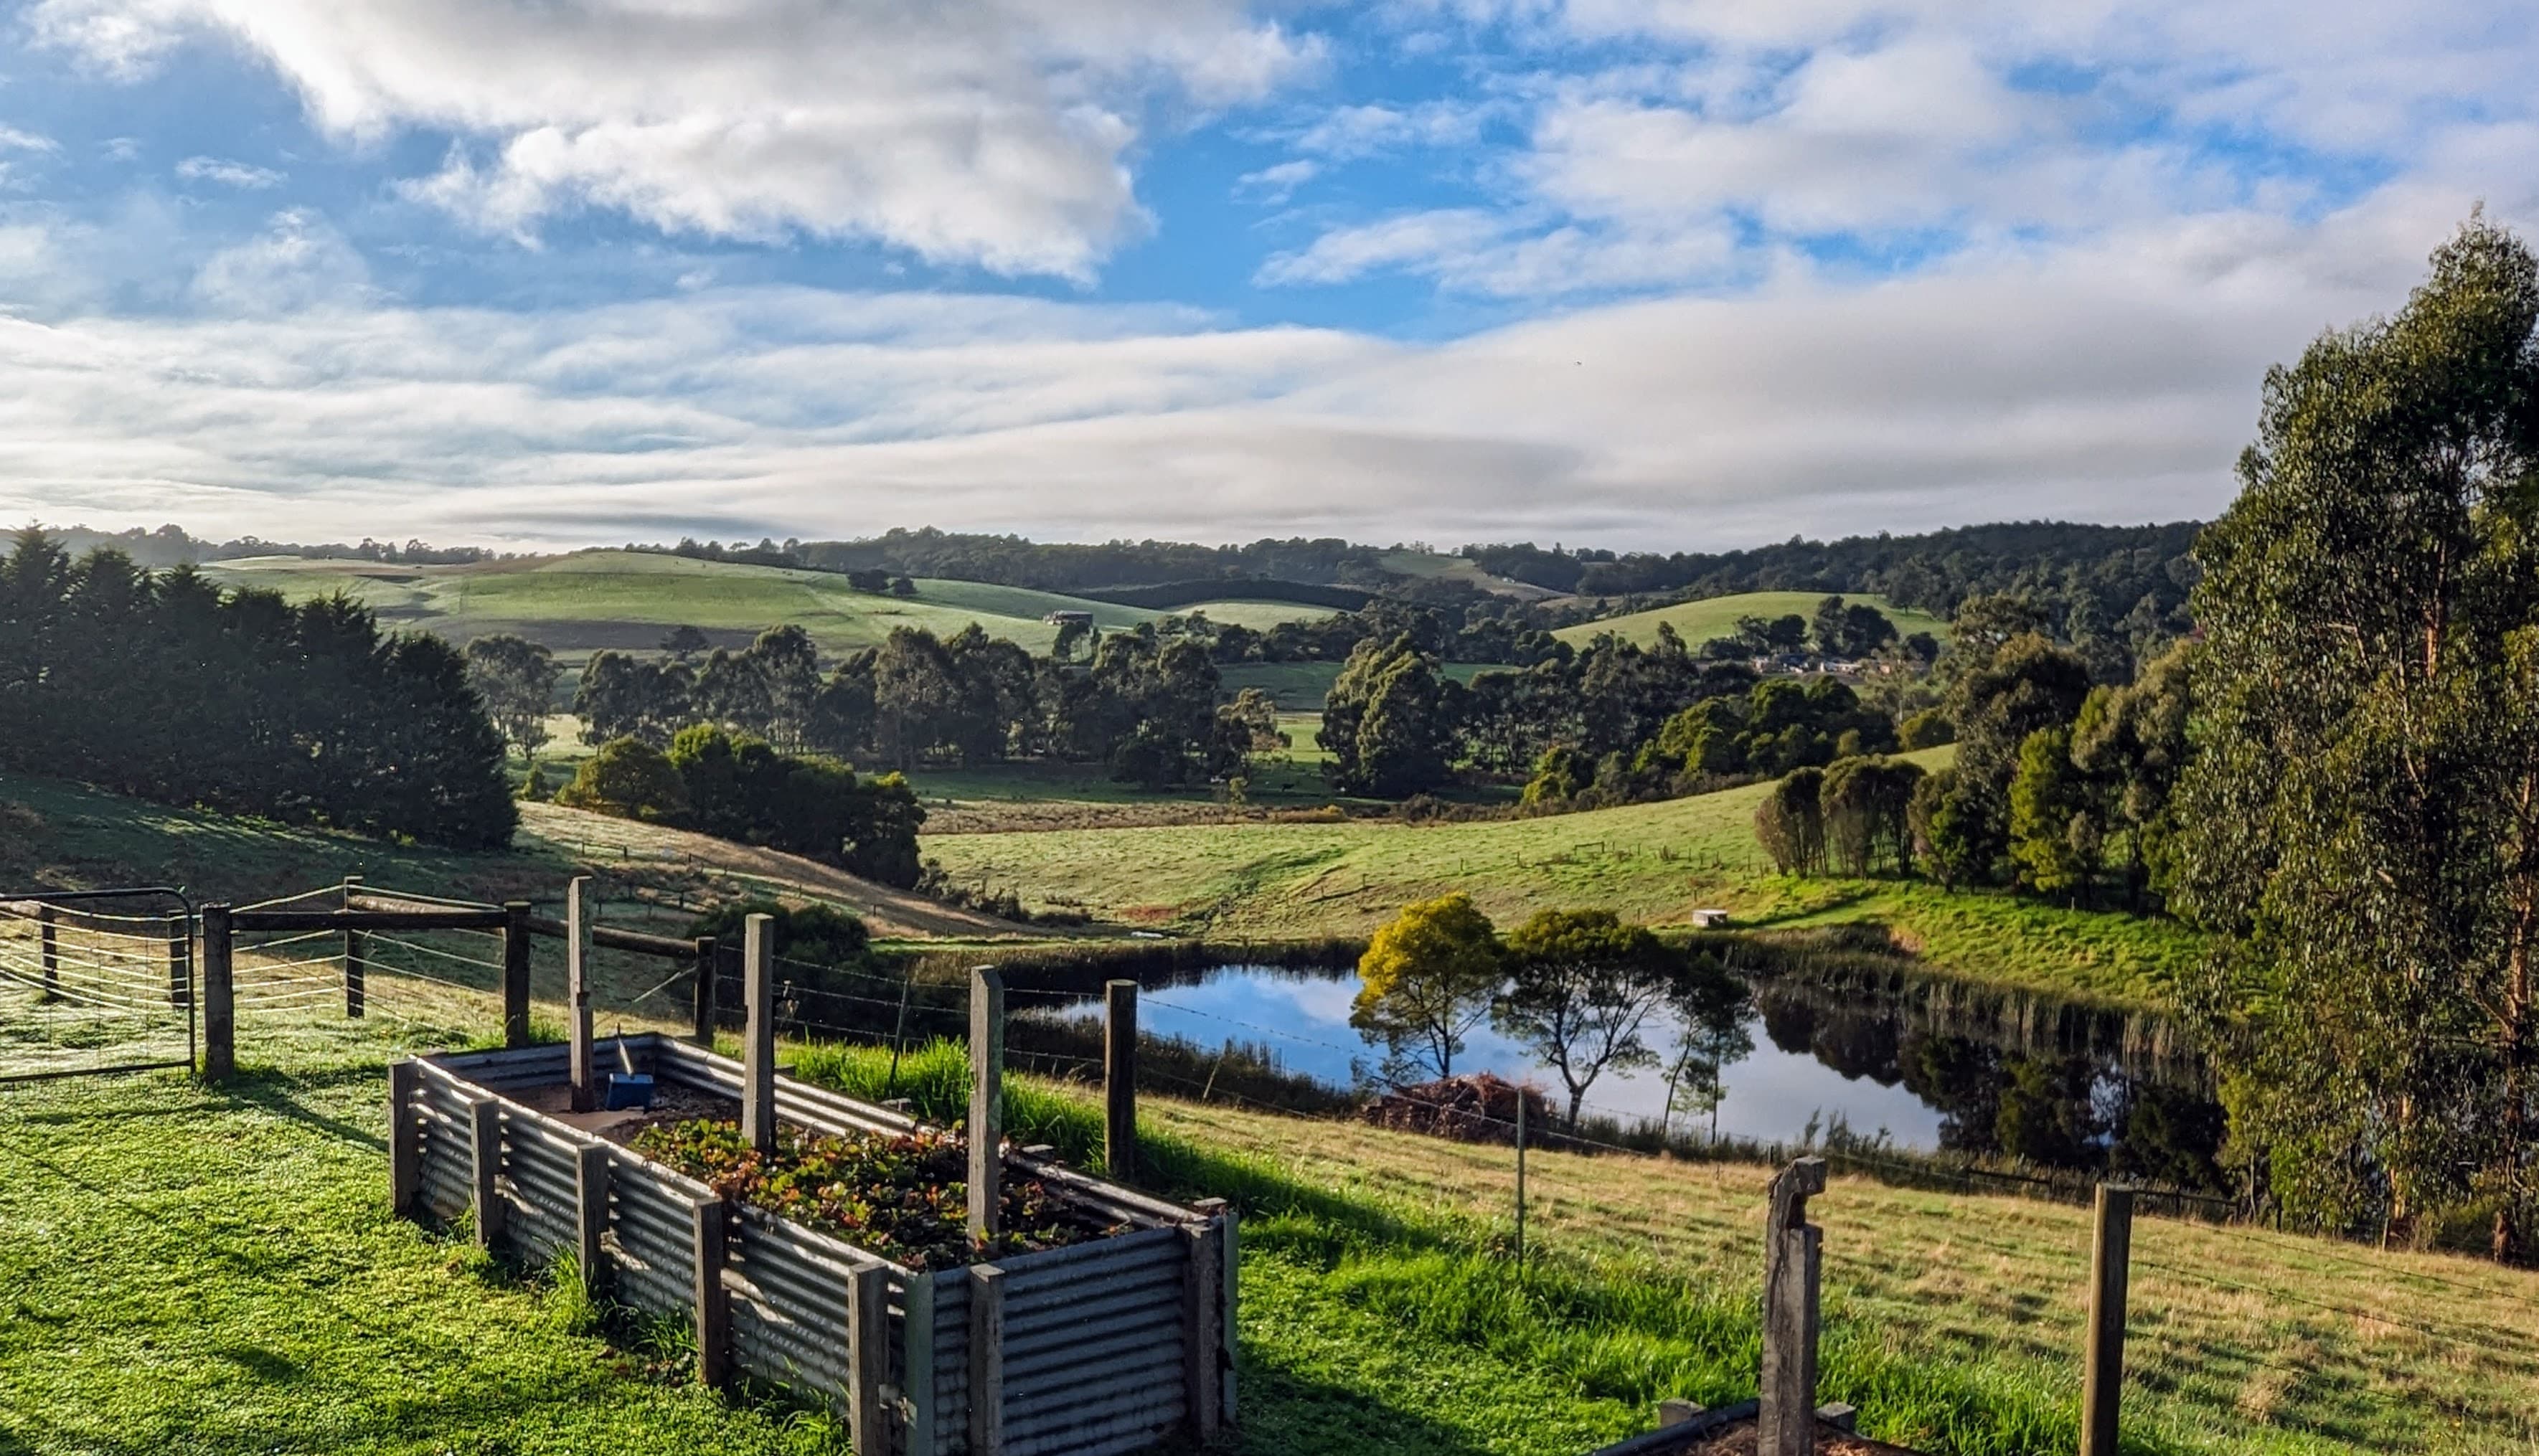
[166, 912, 190, 1009]
[690, 934, 718, 1045]
[903, 1270, 939, 1452]
[1759, 1155, 1827, 1456]
[201, 904, 234, 1081]
[1515, 1089, 1528, 1267]
[567, 876, 595, 1112]
[848, 1262, 889, 1455]
[1185, 1200, 1230, 1437]
[37, 904, 57, 1000]
[471, 1095, 505, 1251]
[342, 875, 366, 1018]
[501, 901, 532, 1048]
[969, 1262, 1007, 1454]
[742, 914, 777, 1155]
[387, 1060, 420, 1215]
[969, 966, 1006, 1241]
[1105, 979, 1139, 1182]
[575, 1144, 612, 1305]
[692, 1193, 730, 1388]
[2081, 1183, 2134, 1456]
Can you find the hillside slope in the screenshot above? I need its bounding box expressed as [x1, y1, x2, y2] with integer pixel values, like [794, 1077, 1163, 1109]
[0, 771, 1032, 940]
[200, 550, 1336, 657]
[918, 747, 2205, 1005]
[1557, 591, 1950, 650]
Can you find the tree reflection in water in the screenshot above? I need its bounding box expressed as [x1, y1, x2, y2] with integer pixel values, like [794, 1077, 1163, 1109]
[1757, 985, 2228, 1191]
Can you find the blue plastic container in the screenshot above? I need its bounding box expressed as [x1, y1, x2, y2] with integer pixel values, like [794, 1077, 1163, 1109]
[603, 1072, 655, 1110]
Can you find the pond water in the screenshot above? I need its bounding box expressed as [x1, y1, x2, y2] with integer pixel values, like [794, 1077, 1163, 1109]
[1030, 962, 2225, 1183]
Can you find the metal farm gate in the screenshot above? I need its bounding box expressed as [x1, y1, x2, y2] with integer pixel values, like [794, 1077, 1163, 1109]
[0, 887, 195, 1082]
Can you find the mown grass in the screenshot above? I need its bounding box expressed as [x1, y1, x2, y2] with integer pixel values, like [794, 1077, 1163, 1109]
[0, 1062, 847, 1456]
[796, 1039, 2539, 1456]
[916, 750, 2204, 1007]
[1554, 592, 1951, 651]
[7, 1002, 2535, 1456]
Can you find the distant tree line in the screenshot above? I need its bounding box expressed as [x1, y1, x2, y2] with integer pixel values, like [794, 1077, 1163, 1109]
[574, 621, 1284, 791]
[22, 522, 513, 569]
[1466, 521, 2200, 681]
[0, 531, 516, 848]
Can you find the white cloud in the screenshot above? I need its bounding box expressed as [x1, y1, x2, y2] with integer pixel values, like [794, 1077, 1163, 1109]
[189, 208, 373, 313]
[29, 0, 1325, 278]
[175, 154, 284, 189]
[0, 186, 2502, 551]
[1292, 100, 1492, 159]
[0, 127, 60, 153]
[1234, 159, 1318, 204]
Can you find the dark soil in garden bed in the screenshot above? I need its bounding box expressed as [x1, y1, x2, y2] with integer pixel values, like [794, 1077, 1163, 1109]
[631, 1117, 1129, 1271]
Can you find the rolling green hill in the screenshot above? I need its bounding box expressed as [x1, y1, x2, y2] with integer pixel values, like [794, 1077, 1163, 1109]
[199, 551, 1338, 658]
[918, 746, 2205, 1007]
[1556, 590, 1951, 651]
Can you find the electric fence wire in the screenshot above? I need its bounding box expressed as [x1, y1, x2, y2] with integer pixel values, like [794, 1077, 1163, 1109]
[367, 932, 506, 975]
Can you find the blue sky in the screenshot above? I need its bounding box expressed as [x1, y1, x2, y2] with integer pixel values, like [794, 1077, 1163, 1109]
[0, 0, 2532, 549]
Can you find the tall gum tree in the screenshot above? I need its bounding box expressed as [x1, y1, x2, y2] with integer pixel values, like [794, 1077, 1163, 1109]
[2175, 218, 2539, 1259]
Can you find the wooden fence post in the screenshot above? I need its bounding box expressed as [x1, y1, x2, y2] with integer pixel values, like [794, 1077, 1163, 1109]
[743, 914, 776, 1154]
[1759, 1156, 1827, 1456]
[1185, 1204, 1228, 1438]
[969, 1262, 1007, 1455]
[903, 1270, 938, 1453]
[568, 876, 595, 1112]
[1105, 979, 1138, 1183]
[502, 902, 532, 1048]
[200, 904, 233, 1081]
[2082, 1183, 2134, 1456]
[387, 1060, 420, 1216]
[576, 1144, 612, 1304]
[969, 967, 1006, 1241]
[692, 1193, 730, 1388]
[690, 935, 718, 1046]
[848, 1262, 888, 1456]
[37, 904, 57, 1000]
[341, 875, 365, 1018]
[471, 1096, 505, 1252]
[166, 912, 190, 1009]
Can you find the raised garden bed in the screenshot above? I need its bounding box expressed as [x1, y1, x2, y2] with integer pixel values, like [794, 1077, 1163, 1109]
[391, 1034, 1233, 1456]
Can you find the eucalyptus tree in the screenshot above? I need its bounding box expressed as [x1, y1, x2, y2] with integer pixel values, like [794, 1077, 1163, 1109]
[2174, 218, 2539, 1259]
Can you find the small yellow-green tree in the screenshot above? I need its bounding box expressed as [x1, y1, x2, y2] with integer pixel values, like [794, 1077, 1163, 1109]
[1351, 893, 1505, 1079]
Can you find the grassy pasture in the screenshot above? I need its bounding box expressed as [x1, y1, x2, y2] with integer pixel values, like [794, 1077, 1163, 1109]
[12, 1016, 2528, 1456]
[1558, 592, 1952, 651]
[199, 551, 1337, 658]
[918, 747, 2205, 1007]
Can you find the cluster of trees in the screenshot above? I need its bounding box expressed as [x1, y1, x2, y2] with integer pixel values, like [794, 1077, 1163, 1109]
[1527, 675, 1897, 810]
[1322, 628, 1766, 796]
[1755, 757, 1928, 877]
[1468, 522, 2199, 679]
[558, 724, 925, 886]
[0, 532, 515, 848]
[2168, 221, 2539, 1260]
[575, 621, 1283, 790]
[1349, 894, 1751, 1133]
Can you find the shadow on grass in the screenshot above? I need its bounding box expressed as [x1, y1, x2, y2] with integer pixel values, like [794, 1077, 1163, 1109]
[218, 1064, 390, 1153]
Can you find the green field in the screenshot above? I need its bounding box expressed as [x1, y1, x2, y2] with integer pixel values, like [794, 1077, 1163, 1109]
[200, 552, 1337, 658]
[918, 747, 2205, 1007]
[8, 1021, 2534, 1456]
[1557, 592, 1952, 651]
